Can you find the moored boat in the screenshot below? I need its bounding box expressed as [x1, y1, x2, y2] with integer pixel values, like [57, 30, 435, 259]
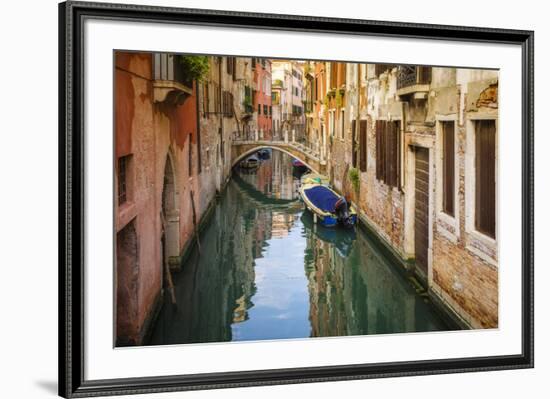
[291, 158, 309, 175]
[240, 155, 260, 169]
[300, 173, 330, 186]
[298, 183, 357, 228]
[257, 148, 271, 159]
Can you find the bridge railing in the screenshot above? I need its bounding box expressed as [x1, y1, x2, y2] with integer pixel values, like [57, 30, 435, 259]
[232, 129, 323, 161]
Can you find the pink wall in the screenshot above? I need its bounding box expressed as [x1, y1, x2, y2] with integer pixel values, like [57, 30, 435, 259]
[115, 52, 204, 345]
[254, 60, 272, 139]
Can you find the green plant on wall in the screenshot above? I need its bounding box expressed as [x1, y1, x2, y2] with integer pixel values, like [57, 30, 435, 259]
[335, 88, 343, 108]
[177, 55, 210, 82]
[348, 167, 360, 192]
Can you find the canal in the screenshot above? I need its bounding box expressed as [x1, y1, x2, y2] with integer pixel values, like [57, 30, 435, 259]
[147, 150, 452, 346]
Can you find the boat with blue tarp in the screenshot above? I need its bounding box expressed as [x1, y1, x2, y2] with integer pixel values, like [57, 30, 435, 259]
[300, 173, 330, 186]
[298, 182, 357, 228]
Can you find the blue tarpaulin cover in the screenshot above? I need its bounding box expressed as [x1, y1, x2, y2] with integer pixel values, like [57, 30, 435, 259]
[304, 186, 340, 212]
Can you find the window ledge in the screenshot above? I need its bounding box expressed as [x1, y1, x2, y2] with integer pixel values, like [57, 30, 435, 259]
[116, 201, 137, 232]
[465, 229, 498, 267]
[465, 244, 498, 268]
[436, 223, 458, 244]
[396, 84, 430, 98]
[436, 211, 460, 240]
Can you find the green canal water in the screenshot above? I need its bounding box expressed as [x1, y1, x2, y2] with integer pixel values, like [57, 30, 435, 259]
[147, 151, 452, 345]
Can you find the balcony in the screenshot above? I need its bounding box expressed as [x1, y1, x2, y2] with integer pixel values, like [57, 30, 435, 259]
[396, 66, 432, 99]
[152, 53, 193, 105]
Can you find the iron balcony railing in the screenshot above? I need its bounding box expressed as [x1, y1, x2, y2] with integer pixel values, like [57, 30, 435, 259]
[396, 66, 432, 90]
[153, 53, 193, 88]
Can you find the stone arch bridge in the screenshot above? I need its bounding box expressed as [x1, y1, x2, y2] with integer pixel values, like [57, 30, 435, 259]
[231, 139, 326, 175]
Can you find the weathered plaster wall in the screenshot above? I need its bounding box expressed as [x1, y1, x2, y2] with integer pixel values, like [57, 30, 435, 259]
[356, 67, 406, 252]
[430, 68, 499, 328]
[115, 52, 160, 344]
[115, 53, 233, 345]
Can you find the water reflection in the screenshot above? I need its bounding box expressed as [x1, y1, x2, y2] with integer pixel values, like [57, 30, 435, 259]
[147, 151, 450, 346]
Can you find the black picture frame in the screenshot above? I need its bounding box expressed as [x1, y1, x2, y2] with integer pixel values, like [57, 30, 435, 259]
[59, 1, 534, 397]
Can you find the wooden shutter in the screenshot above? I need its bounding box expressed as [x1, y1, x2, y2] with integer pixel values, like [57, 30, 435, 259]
[392, 121, 401, 188]
[475, 120, 496, 238]
[351, 120, 357, 168]
[341, 63, 346, 85]
[419, 66, 432, 85]
[375, 121, 380, 179]
[359, 120, 367, 172]
[387, 122, 395, 186]
[375, 120, 384, 181]
[442, 122, 455, 216]
[331, 62, 338, 88]
[202, 82, 209, 115]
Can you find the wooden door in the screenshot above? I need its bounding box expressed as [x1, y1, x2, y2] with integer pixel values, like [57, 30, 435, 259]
[414, 147, 430, 278]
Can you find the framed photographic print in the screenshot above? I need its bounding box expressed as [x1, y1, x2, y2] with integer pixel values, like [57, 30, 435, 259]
[59, 1, 534, 397]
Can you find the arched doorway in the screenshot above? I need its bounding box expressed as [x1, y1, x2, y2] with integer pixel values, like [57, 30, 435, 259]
[161, 152, 180, 287]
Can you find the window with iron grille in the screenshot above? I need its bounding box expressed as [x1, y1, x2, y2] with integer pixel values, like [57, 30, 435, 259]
[258, 104, 261, 115]
[375, 120, 401, 188]
[117, 155, 131, 205]
[263, 105, 268, 115]
[397, 66, 432, 90]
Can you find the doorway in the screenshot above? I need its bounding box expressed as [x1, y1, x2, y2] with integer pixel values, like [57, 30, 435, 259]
[414, 146, 430, 279]
[161, 153, 180, 282]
